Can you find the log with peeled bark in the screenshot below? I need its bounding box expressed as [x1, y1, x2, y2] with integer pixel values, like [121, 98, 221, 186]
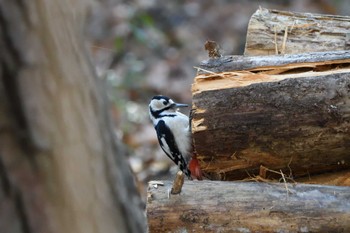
[191, 50, 350, 181]
[147, 181, 350, 232]
[244, 8, 350, 56]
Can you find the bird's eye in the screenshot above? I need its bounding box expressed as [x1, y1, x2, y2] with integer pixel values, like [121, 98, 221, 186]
[163, 100, 167, 105]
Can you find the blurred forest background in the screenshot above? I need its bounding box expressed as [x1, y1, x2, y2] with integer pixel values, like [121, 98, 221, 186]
[86, 0, 350, 189]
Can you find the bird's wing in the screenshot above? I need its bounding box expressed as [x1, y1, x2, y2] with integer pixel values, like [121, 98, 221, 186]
[155, 120, 190, 176]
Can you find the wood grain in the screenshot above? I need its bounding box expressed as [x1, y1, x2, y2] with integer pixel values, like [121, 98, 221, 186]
[244, 8, 350, 55]
[147, 181, 350, 232]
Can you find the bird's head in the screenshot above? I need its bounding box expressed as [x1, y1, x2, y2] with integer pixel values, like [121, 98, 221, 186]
[149, 95, 188, 120]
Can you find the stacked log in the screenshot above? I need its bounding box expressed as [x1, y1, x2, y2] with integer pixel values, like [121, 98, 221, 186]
[147, 8, 350, 232]
[192, 8, 350, 183]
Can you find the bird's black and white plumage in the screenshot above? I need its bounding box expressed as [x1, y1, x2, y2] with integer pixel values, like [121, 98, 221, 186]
[149, 95, 192, 178]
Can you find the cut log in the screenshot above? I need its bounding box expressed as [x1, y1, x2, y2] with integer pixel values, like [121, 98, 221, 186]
[147, 181, 350, 232]
[192, 51, 350, 181]
[199, 50, 350, 74]
[244, 8, 350, 55]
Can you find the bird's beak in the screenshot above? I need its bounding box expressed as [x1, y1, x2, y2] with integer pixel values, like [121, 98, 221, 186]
[172, 103, 188, 108]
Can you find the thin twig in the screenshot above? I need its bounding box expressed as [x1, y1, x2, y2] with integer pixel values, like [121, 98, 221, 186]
[280, 169, 293, 196]
[194, 66, 225, 77]
[274, 26, 279, 55]
[281, 26, 289, 54]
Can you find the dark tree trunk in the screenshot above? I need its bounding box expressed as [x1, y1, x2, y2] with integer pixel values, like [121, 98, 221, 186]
[0, 1, 146, 233]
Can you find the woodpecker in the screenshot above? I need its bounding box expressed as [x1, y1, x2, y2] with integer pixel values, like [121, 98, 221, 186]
[149, 95, 192, 179]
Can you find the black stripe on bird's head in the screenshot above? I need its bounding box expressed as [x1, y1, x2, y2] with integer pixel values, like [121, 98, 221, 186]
[149, 95, 188, 119]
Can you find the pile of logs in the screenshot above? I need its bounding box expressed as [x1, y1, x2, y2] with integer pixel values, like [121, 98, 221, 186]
[192, 8, 350, 183]
[147, 8, 350, 232]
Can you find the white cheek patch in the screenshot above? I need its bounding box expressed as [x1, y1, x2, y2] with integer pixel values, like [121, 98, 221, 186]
[156, 101, 163, 109]
[151, 100, 163, 110]
[160, 137, 174, 160]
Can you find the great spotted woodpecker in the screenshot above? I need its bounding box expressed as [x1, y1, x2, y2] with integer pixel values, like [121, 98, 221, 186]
[149, 95, 192, 179]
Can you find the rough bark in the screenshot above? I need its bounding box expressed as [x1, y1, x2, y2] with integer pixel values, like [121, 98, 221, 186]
[192, 52, 350, 181]
[0, 1, 145, 233]
[244, 8, 350, 55]
[147, 181, 350, 233]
